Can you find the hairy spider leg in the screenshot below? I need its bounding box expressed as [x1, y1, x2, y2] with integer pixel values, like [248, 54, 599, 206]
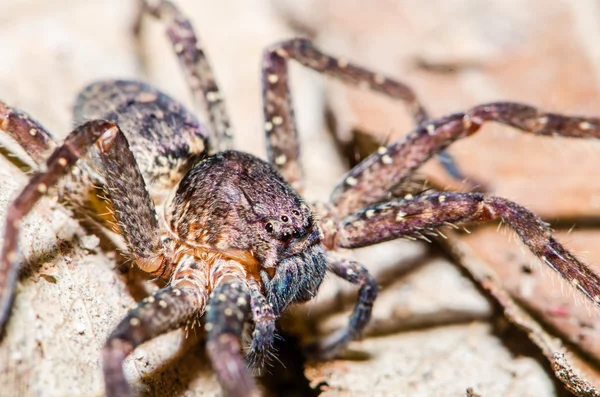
[246, 278, 277, 370]
[331, 102, 600, 216]
[308, 254, 378, 360]
[103, 253, 209, 397]
[0, 101, 58, 165]
[103, 285, 205, 397]
[135, 0, 234, 152]
[96, 126, 169, 275]
[333, 191, 600, 307]
[205, 280, 254, 397]
[0, 121, 136, 335]
[261, 38, 471, 193]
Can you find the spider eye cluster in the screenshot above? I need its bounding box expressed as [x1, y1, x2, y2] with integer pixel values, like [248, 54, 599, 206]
[264, 210, 308, 243]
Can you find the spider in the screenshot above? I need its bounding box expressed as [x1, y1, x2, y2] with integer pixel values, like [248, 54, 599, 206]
[2, 1, 600, 396]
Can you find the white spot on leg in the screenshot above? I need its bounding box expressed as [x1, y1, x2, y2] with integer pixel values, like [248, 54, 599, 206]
[365, 209, 375, 218]
[37, 183, 47, 193]
[264, 121, 273, 132]
[275, 48, 288, 58]
[579, 121, 595, 130]
[337, 58, 348, 68]
[381, 154, 392, 165]
[344, 176, 359, 187]
[99, 127, 118, 150]
[267, 74, 279, 84]
[129, 318, 141, 327]
[205, 322, 213, 331]
[275, 155, 287, 165]
[272, 116, 283, 126]
[236, 297, 247, 306]
[224, 308, 234, 316]
[158, 300, 168, 308]
[29, 128, 37, 136]
[571, 278, 580, 286]
[58, 158, 68, 167]
[396, 212, 406, 221]
[206, 91, 220, 103]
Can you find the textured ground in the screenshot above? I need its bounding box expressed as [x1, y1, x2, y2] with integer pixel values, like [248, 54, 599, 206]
[1, 0, 600, 396]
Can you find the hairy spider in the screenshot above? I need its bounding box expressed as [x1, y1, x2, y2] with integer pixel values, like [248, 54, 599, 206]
[2, 1, 600, 396]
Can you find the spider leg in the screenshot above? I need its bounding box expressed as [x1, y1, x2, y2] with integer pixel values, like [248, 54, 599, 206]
[136, 0, 234, 151]
[96, 126, 167, 274]
[104, 255, 208, 397]
[0, 121, 172, 335]
[261, 38, 469, 191]
[331, 102, 600, 215]
[205, 280, 255, 397]
[308, 255, 377, 360]
[332, 191, 600, 306]
[103, 285, 205, 397]
[0, 101, 57, 165]
[246, 279, 277, 370]
[0, 120, 118, 335]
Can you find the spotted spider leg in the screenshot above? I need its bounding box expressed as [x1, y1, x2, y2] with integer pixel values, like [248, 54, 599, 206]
[103, 285, 205, 397]
[0, 121, 120, 332]
[0, 116, 184, 336]
[0, 101, 58, 165]
[136, 0, 234, 151]
[103, 254, 209, 397]
[331, 102, 600, 216]
[262, 38, 483, 193]
[334, 191, 600, 304]
[308, 254, 378, 360]
[246, 278, 277, 370]
[205, 280, 254, 397]
[96, 128, 169, 275]
[322, 105, 600, 308]
[262, 38, 433, 193]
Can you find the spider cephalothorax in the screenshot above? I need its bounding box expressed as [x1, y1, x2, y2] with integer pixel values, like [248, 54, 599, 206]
[166, 150, 320, 270]
[2, 1, 600, 397]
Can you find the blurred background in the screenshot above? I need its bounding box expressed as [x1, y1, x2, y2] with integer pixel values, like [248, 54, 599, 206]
[2, 0, 600, 396]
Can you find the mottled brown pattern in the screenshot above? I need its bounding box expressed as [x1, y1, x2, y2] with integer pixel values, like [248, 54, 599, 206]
[74, 80, 209, 206]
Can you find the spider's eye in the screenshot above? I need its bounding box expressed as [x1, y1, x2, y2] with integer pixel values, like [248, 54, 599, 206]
[265, 223, 274, 233]
[281, 231, 292, 242]
[292, 210, 300, 216]
[281, 215, 289, 222]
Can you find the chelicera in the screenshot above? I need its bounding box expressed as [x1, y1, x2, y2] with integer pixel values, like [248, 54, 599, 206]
[2, 1, 600, 396]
